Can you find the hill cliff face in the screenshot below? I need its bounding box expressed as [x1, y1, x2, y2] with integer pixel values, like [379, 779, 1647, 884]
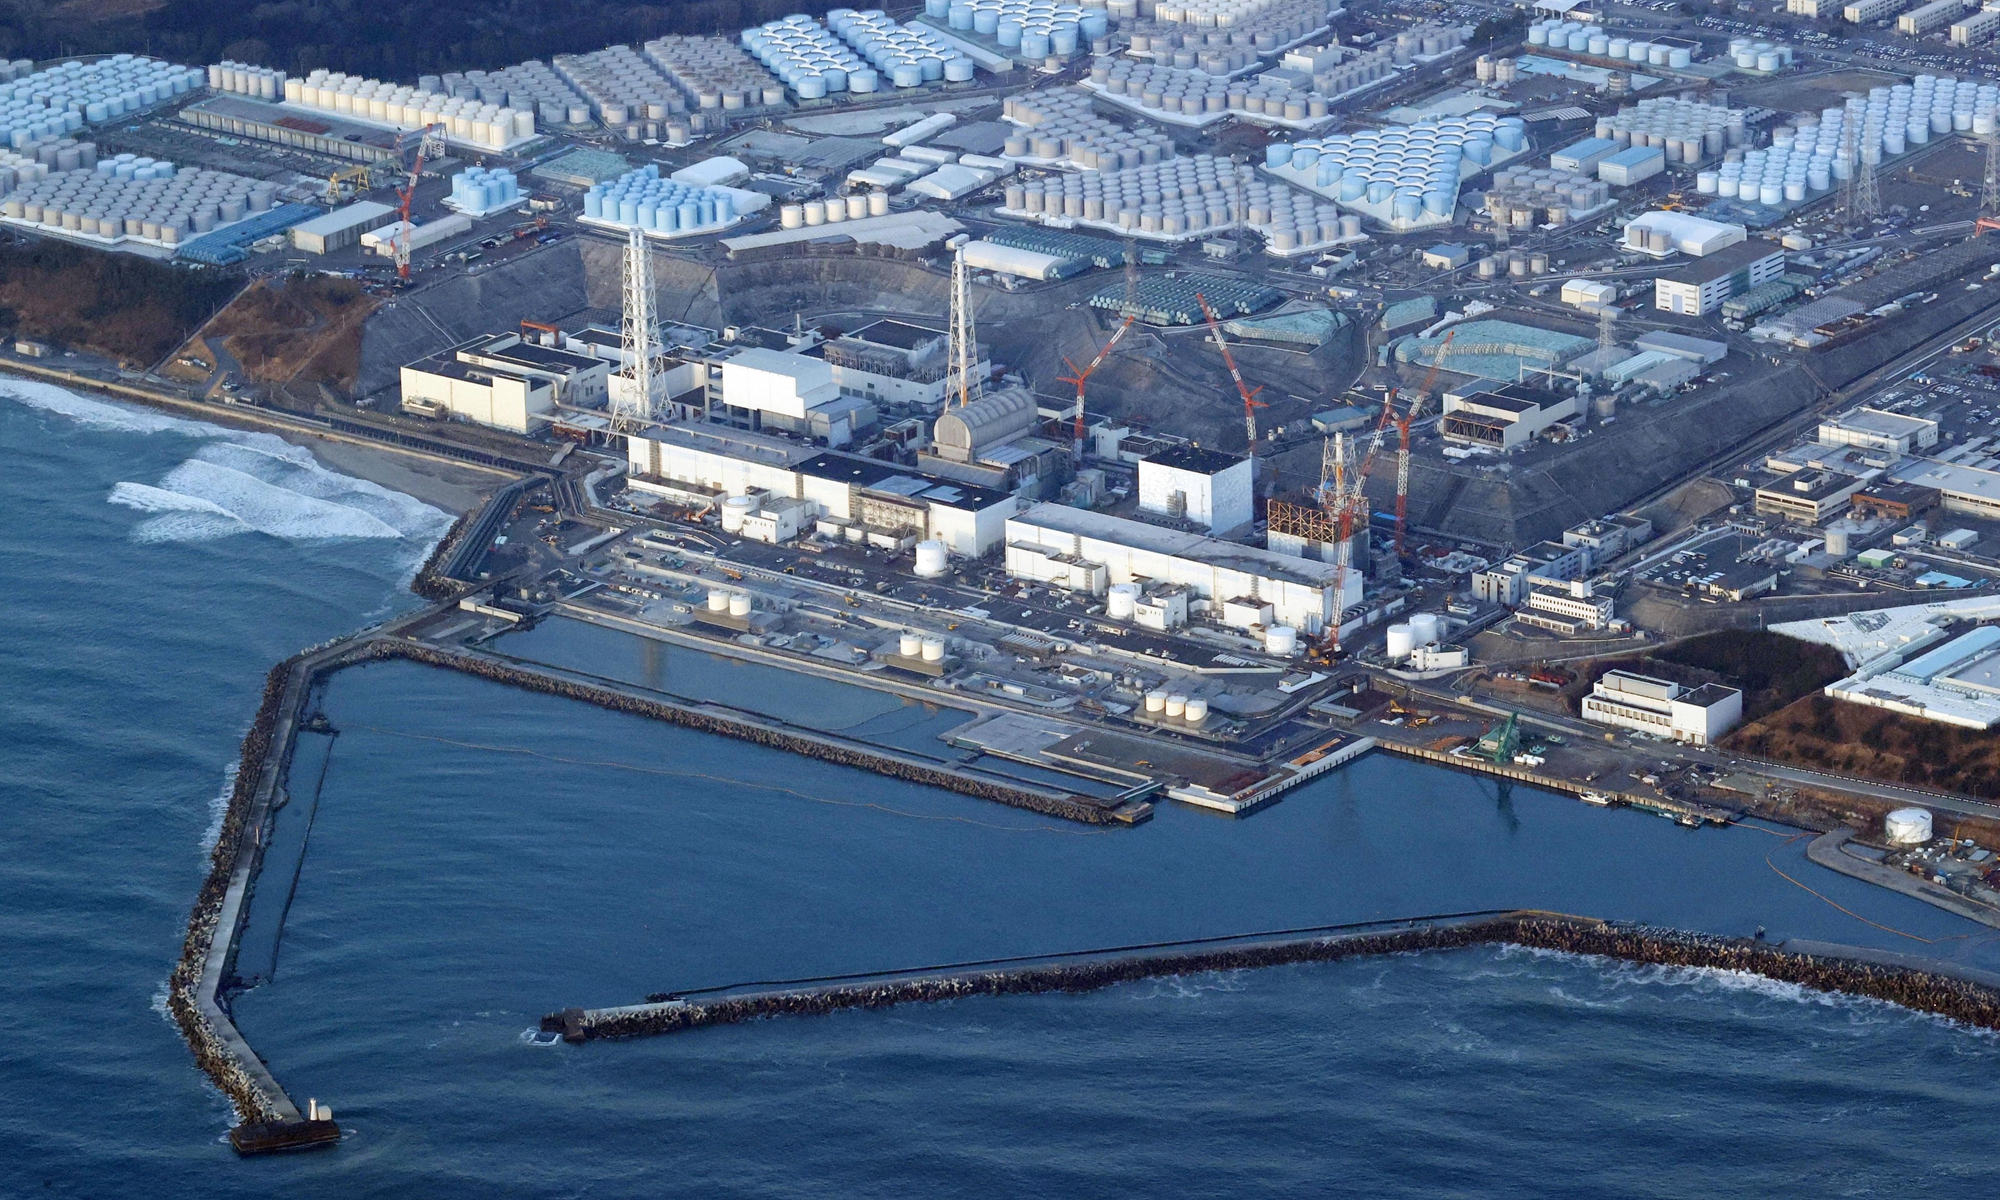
[0, 1, 832, 78]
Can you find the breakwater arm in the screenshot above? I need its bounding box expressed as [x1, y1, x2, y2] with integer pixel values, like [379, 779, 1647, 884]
[546, 911, 2000, 1042]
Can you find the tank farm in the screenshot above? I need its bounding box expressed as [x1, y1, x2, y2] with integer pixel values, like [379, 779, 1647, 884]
[170, 488, 2000, 1156]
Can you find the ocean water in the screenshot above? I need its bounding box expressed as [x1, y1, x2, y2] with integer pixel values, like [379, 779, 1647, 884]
[8, 382, 2000, 1197]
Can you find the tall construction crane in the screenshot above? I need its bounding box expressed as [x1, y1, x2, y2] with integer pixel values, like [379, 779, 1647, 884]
[1392, 395, 1426, 558]
[1195, 291, 1264, 454]
[392, 124, 447, 283]
[1058, 240, 1140, 461]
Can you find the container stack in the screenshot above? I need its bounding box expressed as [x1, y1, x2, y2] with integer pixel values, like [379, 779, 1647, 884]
[0, 165, 270, 247]
[1001, 88, 1176, 168]
[283, 70, 534, 150]
[207, 61, 287, 101]
[644, 36, 789, 112]
[829, 9, 978, 86]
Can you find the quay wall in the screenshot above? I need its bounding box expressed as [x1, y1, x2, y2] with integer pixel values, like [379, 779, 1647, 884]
[365, 640, 1124, 826]
[556, 912, 2000, 1041]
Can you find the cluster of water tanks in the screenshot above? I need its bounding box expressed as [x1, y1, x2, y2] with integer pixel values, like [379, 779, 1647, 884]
[644, 35, 788, 112]
[1727, 37, 1793, 73]
[1089, 61, 1329, 123]
[1391, 23, 1467, 59]
[1383, 613, 1443, 660]
[1701, 141, 1826, 204]
[1125, 14, 1293, 62]
[207, 61, 285, 101]
[1142, 688, 1211, 724]
[1598, 99, 1747, 167]
[705, 587, 756, 618]
[1530, 20, 1697, 68]
[283, 71, 533, 150]
[1126, 0, 1326, 50]
[437, 61, 594, 130]
[549, 46, 687, 130]
[0, 55, 194, 152]
[921, 0, 1102, 62]
[895, 631, 951, 662]
[1817, 77, 2000, 169]
[780, 191, 890, 227]
[1124, 29, 1257, 75]
[1001, 89, 1176, 168]
[744, 16, 875, 99]
[1137, 0, 1318, 35]
[1485, 167, 1609, 228]
[1473, 55, 1520, 85]
[1, 166, 270, 245]
[0, 147, 50, 195]
[831, 9, 977, 86]
[1474, 249, 1550, 279]
[1267, 114, 1525, 228]
[583, 164, 737, 235]
[446, 166, 521, 214]
[1008, 152, 1245, 231]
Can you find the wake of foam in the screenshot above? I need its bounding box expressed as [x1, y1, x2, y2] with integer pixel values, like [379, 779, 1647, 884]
[0, 377, 212, 437]
[142, 458, 409, 541]
[108, 481, 249, 542]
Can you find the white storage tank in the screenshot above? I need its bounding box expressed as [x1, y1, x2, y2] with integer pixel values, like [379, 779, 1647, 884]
[1409, 612, 1441, 646]
[1824, 526, 1850, 556]
[900, 631, 923, 657]
[1885, 807, 1933, 845]
[721, 494, 755, 532]
[707, 587, 730, 612]
[1145, 689, 1169, 712]
[1265, 625, 1299, 656]
[1164, 694, 1188, 718]
[914, 539, 949, 577]
[1107, 583, 1141, 620]
[728, 593, 753, 617]
[920, 635, 947, 662]
[1183, 697, 1209, 724]
[1385, 623, 1416, 659]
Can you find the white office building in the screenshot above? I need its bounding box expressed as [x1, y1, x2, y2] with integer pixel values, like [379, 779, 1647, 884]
[1581, 669, 1743, 744]
[399, 333, 609, 433]
[1819, 407, 1939, 455]
[1004, 503, 1362, 634]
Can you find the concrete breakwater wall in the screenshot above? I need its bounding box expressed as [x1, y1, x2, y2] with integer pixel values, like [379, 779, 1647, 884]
[552, 913, 2000, 1041]
[410, 509, 475, 601]
[165, 653, 300, 1124]
[367, 640, 1125, 826]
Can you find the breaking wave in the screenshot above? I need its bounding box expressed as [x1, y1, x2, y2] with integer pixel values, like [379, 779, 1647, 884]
[3, 378, 453, 544]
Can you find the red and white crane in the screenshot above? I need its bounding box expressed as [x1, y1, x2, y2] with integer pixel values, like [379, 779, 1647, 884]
[1195, 291, 1265, 454]
[392, 124, 447, 283]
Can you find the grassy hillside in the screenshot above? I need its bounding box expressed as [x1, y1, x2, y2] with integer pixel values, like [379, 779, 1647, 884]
[204, 273, 375, 391]
[0, 1, 834, 78]
[1731, 695, 2000, 798]
[0, 237, 237, 364]
[1558, 629, 1848, 722]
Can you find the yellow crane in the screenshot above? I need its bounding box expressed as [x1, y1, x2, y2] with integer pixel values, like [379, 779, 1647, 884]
[323, 164, 373, 205]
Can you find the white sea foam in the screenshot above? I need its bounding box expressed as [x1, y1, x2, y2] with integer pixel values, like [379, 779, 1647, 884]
[2, 378, 453, 544]
[202, 760, 240, 856]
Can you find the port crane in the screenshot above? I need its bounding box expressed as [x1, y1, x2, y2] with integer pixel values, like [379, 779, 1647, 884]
[1195, 291, 1264, 455]
[391, 124, 447, 283]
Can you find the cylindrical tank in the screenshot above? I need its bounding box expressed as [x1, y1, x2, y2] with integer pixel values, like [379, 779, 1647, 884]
[721, 494, 755, 532]
[1409, 613, 1441, 646]
[1885, 807, 1933, 845]
[914, 540, 949, 577]
[1824, 527, 1850, 556]
[1162, 694, 1187, 718]
[1107, 583, 1140, 620]
[707, 587, 731, 612]
[1265, 625, 1298, 656]
[1386, 623, 1416, 659]
[728, 593, 753, 618]
[900, 631, 923, 658]
[1183, 697, 1208, 724]
[920, 636, 946, 663]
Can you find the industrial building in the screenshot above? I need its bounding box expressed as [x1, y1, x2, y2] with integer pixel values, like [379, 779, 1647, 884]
[709, 346, 876, 447]
[1755, 467, 1874, 524]
[400, 333, 609, 433]
[1440, 382, 1580, 451]
[178, 94, 411, 163]
[1550, 137, 1619, 175]
[1622, 211, 1747, 258]
[1561, 278, 1618, 310]
[1951, 7, 2000, 43]
[1599, 145, 1665, 187]
[623, 423, 1020, 556]
[1137, 445, 1254, 533]
[801, 319, 976, 413]
[1890, 460, 2000, 520]
[1562, 513, 1654, 565]
[290, 200, 397, 254]
[918, 388, 1066, 494]
[1581, 670, 1743, 745]
[1844, 0, 1909, 19]
[1516, 577, 1616, 635]
[1819, 407, 1939, 455]
[1825, 624, 2000, 728]
[1654, 242, 1786, 316]
[1473, 540, 1590, 604]
[1004, 504, 1362, 636]
[1634, 330, 1728, 365]
[1899, 0, 1971, 35]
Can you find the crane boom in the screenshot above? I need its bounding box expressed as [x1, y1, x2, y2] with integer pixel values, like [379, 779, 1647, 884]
[1058, 314, 1136, 461]
[393, 124, 447, 283]
[1195, 292, 1265, 453]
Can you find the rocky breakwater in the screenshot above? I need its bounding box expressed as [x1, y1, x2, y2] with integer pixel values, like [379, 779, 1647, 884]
[551, 912, 2000, 1041]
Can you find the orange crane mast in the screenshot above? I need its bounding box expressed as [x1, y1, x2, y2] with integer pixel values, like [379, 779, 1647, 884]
[1058, 314, 1135, 462]
[1195, 292, 1265, 455]
[393, 124, 447, 282]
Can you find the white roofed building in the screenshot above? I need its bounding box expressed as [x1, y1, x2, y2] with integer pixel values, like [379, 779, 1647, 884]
[1621, 211, 1748, 258]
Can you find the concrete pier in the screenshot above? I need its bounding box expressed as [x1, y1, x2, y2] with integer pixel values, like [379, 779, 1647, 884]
[1379, 741, 1733, 825]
